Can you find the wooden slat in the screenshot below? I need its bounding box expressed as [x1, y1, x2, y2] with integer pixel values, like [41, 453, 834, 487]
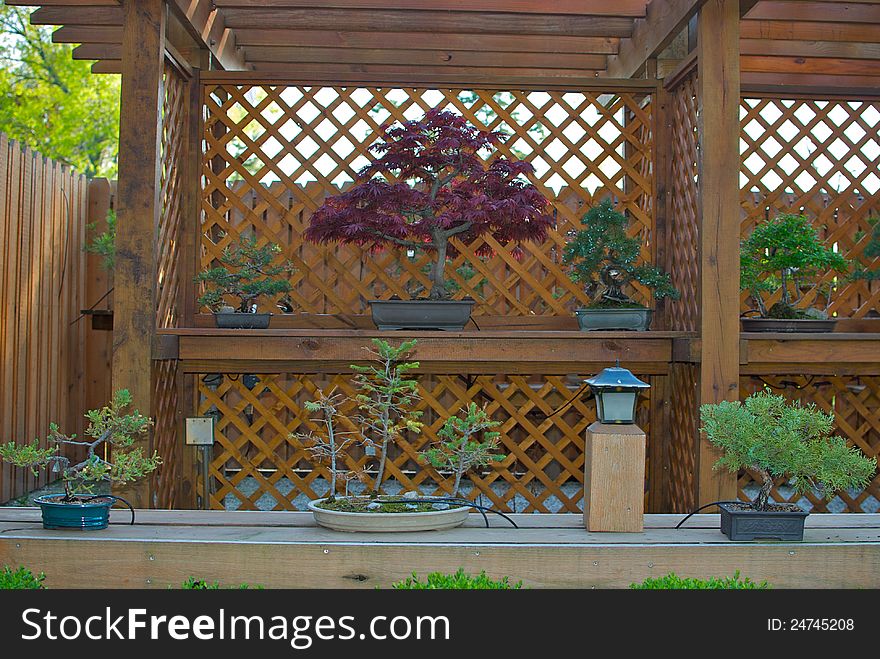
[212, 0, 650, 16]
[30, 6, 123, 25]
[747, 1, 880, 23]
[72, 43, 121, 60]
[741, 18, 880, 42]
[741, 55, 880, 75]
[740, 38, 880, 60]
[52, 25, 121, 44]
[91, 60, 121, 74]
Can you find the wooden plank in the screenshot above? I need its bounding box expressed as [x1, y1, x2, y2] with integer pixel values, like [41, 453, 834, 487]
[696, 0, 740, 505]
[606, 0, 705, 78]
[219, 8, 637, 37]
[744, 336, 880, 364]
[72, 43, 121, 60]
[5, 0, 118, 5]
[648, 375, 671, 512]
[113, 0, 165, 508]
[0, 136, 14, 503]
[741, 55, 880, 76]
[247, 62, 604, 80]
[231, 29, 620, 55]
[740, 38, 880, 60]
[91, 60, 121, 74]
[212, 0, 650, 16]
[29, 6, 123, 25]
[15, 144, 33, 498]
[747, 1, 880, 23]
[52, 25, 121, 44]
[740, 19, 880, 42]
[740, 72, 880, 95]
[584, 423, 646, 532]
[84, 179, 113, 416]
[168, 0, 248, 71]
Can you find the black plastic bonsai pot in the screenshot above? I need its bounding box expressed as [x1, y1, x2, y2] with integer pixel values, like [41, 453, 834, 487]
[718, 502, 808, 541]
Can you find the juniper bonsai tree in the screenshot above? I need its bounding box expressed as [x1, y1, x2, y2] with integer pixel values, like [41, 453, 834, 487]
[305, 108, 554, 300]
[700, 390, 876, 511]
[0, 389, 160, 501]
[420, 402, 504, 497]
[563, 199, 679, 308]
[740, 214, 850, 319]
[196, 236, 294, 313]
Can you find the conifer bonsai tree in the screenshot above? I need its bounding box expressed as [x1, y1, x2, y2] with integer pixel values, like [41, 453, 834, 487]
[0, 390, 159, 508]
[305, 108, 554, 301]
[700, 390, 875, 512]
[420, 402, 504, 497]
[196, 235, 294, 314]
[740, 214, 850, 320]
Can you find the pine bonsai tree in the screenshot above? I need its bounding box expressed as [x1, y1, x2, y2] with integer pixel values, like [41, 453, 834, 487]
[700, 390, 876, 511]
[740, 214, 850, 319]
[563, 199, 679, 308]
[305, 108, 554, 300]
[196, 236, 294, 313]
[0, 389, 160, 501]
[420, 402, 504, 497]
[292, 389, 356, 500]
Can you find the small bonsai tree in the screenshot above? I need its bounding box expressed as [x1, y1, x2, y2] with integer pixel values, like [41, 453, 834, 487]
[84, 208, 117, 270]
[700, 390, 876, 511]
[292, 389, 356, 500]
[196, 236, 294, 313]
[740, 214, 850, 319]
[562, 199, 679, 308]
[305, 108, 554, 300]
[0, 389, 160, 501]
[420, 402, 504, 497]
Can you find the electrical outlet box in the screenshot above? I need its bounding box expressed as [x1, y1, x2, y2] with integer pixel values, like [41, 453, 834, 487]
[185, 417, 215, 446]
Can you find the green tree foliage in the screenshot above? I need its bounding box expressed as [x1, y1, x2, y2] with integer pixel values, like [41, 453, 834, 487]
[0, 389, 160, 499]
[420, 402, 504, 497]
[700, 390, 876, 511]
[852, 216, 880, 282]
[0, 5, 119, 177]
[196, 236, 295, 312]
[740, 214, 850, 319]
[392, 568, 522, 590]
[630, 571, 769, 590]
[563, 198, 679, 308]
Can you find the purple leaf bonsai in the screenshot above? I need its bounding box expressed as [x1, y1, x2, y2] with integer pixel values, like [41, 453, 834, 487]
[305, 108, 555, 300]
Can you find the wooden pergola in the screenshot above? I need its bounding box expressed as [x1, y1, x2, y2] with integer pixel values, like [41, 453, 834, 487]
[8, 1, 880, 515]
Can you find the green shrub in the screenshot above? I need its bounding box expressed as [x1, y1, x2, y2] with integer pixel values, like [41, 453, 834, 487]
[392, 568, 522, 590]
[180, 577, 261, 590]
[630, 571, 769, 590]
[0, 565, 46, 589]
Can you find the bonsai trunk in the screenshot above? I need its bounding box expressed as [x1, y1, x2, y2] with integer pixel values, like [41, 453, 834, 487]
[753, 468, 774, 511]
[452, 453, 465, 498]
[428, 236, 449, 300]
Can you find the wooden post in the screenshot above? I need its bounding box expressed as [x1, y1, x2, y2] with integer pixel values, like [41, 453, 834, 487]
[695, 0, 739, 505]
[113, 0, 165, 508]
[583, 422, 646, 532]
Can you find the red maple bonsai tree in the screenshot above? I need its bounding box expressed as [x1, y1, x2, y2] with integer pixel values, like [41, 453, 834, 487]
[305, 108, 554, 300]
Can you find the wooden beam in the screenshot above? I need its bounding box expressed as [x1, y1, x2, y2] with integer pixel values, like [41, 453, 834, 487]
[740, 38, 880, 60]
[696, 0, 740, 506]
[242, 46, 608, 71]
[91, 60, 121, 74]
[6, 0, 117, 5]
[168, 0, 248, 70]
[211, 0, 649, 15]
[113, 0, 164, 508]
[740, 0, 761, 16]
[741, 19, 880, 42]
[72, 43, 121, 60]
[742, 55, 880, 75]
[219, 8, 636, 37]
[744, 336, 880, 364]
[232, 29, 620, 55]
[30, 6, 122, 25]
[747, 1, 880, 22]
[741, 72, 880, 94]
[605, 0, 705, 78]
[52, 25, 121, 44]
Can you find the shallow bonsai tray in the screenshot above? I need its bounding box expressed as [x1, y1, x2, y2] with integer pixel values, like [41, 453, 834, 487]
[368, 299, 475, 331]
[740, 318, 837, 333]
[308, 497, 471, 532]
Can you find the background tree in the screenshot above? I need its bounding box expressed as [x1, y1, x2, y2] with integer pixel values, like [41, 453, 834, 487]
[0, 5, 119, 177]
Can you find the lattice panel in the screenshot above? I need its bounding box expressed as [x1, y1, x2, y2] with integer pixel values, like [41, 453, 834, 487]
[740, 97, 880, 318]
[197, 372, 652, 513]
[152, 359, 180, 509]
[666, 73, 700, 332]
[157, 61, 186, 329]
[740, 375, 880, 513]
[667, 363, 698, 513]
[201, 85, 655, 317]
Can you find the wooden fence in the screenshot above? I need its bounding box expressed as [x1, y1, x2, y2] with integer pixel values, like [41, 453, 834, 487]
[0, 135, 113, 504]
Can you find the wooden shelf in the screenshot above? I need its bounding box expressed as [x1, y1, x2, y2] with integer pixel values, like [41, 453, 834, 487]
[157, 328, 690, 374]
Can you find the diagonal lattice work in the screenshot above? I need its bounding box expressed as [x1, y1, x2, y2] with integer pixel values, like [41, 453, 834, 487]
[666, 72, 700, 332]
[667, 363, 698, 513]
[201, 85, 655, 317]
[740, 375, 880, 513]
[196, 371, 651, 513]
[152, 359, 180, 509]
[740, 97, 880, 318]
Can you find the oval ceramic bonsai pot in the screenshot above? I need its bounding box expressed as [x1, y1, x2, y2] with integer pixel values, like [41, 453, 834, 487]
[368, 299, 475, 331]
[575, 307, 652, 331]
[34, 494, 116, 530]
[213, 311, 272, 329]
[718, 502, 808, 541]
[740, 317, 836, 333]
[308, 496, 471, 532]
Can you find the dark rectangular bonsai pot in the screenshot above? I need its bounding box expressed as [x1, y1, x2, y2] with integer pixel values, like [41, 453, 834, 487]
[368, 299, 475, 331]
[718, 502, 808, 541]
[213, 312, 272, 329]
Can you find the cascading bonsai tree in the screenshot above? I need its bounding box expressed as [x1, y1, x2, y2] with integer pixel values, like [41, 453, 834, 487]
[0, 389, 160, 501]
[740, 213, 850, 319]
[420, 402, 504, 497]
[700, 390, 876, 512]
[304, 108, 555, 300]
[563, 199, 679, 308]
[196, 235, 294, 313]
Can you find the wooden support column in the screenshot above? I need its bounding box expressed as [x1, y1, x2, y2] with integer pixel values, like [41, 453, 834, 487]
[113, 0, 165, 508]
[695, 0, 739, 505]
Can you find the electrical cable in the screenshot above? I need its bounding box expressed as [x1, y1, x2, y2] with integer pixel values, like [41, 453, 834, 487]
[674, 500, 744, 529]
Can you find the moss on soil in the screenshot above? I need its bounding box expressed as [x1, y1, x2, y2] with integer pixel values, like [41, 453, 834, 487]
[316, 496, 440, 513]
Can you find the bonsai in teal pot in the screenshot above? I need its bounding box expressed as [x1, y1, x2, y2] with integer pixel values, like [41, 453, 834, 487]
[0, 389, 160, 530]
[563, 199, 679, 331]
